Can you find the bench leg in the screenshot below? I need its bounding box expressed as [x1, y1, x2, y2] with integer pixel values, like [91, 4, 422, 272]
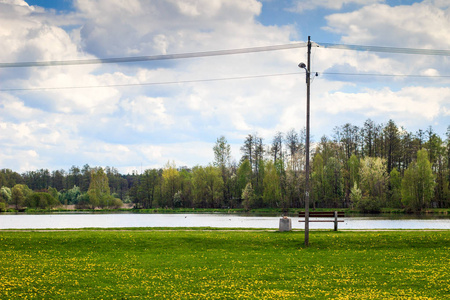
[334, 211, 338, 231]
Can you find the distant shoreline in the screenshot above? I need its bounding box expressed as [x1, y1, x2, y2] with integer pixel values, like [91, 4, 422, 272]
[3, 206, 450, 215]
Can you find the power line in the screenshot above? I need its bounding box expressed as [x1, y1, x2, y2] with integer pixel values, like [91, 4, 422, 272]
[321, 72, 450, 78]
[0, 43, 307, 68]
[2, 71, 450, 92]
[2, 41, 450, 69]
[318, 42, 450, 56]
[0, 72, 300, 91]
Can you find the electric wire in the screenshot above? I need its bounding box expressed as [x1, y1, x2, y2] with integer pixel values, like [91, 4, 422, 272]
[2, 41, 450, 69]
[318, 42, 450, 56]
[0, 72, 300, 91]
[2, 41, 450, 91]
[0, 43, 307, 68]
[320, 72, 450, 78]
[2, 71, 450, 92]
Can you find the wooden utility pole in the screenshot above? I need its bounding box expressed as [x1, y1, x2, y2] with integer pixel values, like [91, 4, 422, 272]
[305, 36, 311, 246]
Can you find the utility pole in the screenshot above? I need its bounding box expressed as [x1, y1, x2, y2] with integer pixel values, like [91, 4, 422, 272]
[299, 36, 312, 246]
[305, 36, 311, 246]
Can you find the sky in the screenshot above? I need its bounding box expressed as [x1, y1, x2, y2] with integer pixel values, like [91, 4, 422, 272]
[0, 0, 449, 174]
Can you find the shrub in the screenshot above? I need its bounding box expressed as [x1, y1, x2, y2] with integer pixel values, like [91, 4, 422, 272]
[25, 192, 59, 209]
[356, 196, 381, 213]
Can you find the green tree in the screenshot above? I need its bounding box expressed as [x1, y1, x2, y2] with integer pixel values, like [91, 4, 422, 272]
[285, 128, 300, 168]
[240, 133, 264, 194]
[402, 148, 436, 211]
[262, 160, 282, 208]
[213, 136, 232, 205]
[67, 185, 82, 205]
[424, 126, 441, 168]
[311, 153, 324, 209]
[270, 132, 283, 163]
[399, 130, 415, 173]
[67, 166, 81, 190]
[241, 182, 256, 210]
[135, 169, 160, 209]
[236, 159, 252, 200]
[446, 126, 450, 186]
[12, 186, 24, 210]
[362, 119, 376, 157]
[192, 166, 208, 208]
[80, 164, 92, 192]
[348, 154, 360, 188]
[75, 193, 91, 209]
[0, 169, 23, 188]
[433, 140, 449, 208]
[25, 192, 59, 209]
[358, 157, 388, 212]
[316, 135, 339, 166]
[204, 165, 224, 208]
[0, 186, 12, 203]
[323, 157, 344, 207]
[349, 182, 362, 209]
[0, 173, 4, 189]
[333, 123, 360, 160]
[241, 134, 254, 167]
[11, 184, 32, 210]
[192, 165, 224, 208]
[161, 161, 180, 207]
[345, 154, 360, 207]
[384, 120, 400, 174]
[389, 168, 402, 208]
[48, 187, 59, 201]
[0, 186, 11, 211]
[178, 169, 193, 208]
[51, 169, 66, 191]
[213, 136, 231, 170]
[87, 168, 111, 209]
[284, 162, 300, 209]
[59, 185, 80, 206]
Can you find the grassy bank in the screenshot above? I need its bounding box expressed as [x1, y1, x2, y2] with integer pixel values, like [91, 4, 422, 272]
[1, 230, 449, 299]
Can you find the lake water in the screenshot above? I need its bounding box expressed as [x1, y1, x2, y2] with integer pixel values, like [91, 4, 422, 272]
[0, 213, 449, 230]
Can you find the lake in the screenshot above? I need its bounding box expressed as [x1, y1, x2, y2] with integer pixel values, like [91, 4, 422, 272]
[0, 213, 449, 230]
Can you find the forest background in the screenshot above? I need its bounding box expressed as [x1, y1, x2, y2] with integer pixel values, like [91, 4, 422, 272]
[1, 119, 449, 213]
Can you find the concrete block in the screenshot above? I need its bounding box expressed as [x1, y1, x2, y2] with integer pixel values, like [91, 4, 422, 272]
[279, 217, 292, 232]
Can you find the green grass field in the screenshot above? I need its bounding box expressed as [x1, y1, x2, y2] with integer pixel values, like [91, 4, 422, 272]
[1, 230, 449, 299]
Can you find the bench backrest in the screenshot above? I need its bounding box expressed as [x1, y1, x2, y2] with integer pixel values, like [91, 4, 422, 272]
[298, 211, 345, 218]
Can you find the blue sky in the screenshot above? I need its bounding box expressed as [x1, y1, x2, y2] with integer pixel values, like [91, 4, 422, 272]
[1, 0, 449, 173]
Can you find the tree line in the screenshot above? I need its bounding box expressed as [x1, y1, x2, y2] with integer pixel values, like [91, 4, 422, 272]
[1, 119, 449, 212]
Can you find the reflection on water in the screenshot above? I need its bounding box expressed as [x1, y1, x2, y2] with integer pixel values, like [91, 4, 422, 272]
[0, 213, 449, 230]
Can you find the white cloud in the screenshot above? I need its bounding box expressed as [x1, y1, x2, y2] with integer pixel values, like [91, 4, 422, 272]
[423, 0, 450, 9]
[324, 2, 450, 49]
[0, 2, 85, 63]
[120, 96, 174, 131]
[1, 0, 449, 173]
[289, 0, 384, 13]
[73, 0, 265, 56]
[0, 0, 302, 172]
[319, 86, 450, 128]
[0, 0, 29, 6]
[311, 0, 450, 135]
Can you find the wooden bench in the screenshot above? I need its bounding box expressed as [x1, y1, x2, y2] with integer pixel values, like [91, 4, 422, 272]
[298, 211, 345, 231]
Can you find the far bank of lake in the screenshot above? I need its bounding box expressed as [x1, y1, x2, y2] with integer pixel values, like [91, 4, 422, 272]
[0, 212, 449, 230]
